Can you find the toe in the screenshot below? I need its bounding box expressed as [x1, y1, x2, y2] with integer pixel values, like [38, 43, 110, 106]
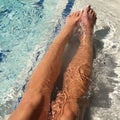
[83, 5, 91, 16]
[93, 15, 97, 24]
[75, 11, 80, 17]
[93, 12, 97, 21]
[89, 8, 95, 16]
[86, 5, 91, 13]
[94, 16, 97, 24]
[68, 14, 72, 17]
[93, 13, 96, 19]
[72, 12, 76, 16]
[81, 10, 84, 14]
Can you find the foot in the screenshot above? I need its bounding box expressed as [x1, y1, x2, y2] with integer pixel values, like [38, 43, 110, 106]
[54, 11, 82, 43]
[65, 11, 82, 28]
[81, 5, 97, 36]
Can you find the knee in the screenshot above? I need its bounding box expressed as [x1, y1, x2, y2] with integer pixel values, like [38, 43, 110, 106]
[78, 64, 92, 89]
[64, 64, 91, 83]
[63, 64, 92, 97]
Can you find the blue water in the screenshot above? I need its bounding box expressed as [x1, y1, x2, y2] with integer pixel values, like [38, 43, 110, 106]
[0, 0, 120, 120]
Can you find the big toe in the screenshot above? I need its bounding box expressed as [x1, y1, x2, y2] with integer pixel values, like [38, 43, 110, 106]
[74, 11, 81, 17]
[84, 5, 91, 14]
[82, 5, 91, 18]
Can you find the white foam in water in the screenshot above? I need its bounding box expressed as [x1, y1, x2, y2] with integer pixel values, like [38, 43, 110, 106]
[0, 0, 120, 119]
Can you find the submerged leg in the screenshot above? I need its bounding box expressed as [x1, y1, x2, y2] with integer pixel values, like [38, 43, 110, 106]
[51, 5, 97, 120]
[9, 11, 81, 120]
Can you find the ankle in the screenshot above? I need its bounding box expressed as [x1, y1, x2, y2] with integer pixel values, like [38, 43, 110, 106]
[80, 36, 92, 46]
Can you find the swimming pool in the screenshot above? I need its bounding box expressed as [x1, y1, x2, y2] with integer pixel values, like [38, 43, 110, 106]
[0, 0, 120, 119]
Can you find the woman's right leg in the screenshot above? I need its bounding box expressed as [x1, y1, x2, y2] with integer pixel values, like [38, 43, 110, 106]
[51, 5, 97, 120]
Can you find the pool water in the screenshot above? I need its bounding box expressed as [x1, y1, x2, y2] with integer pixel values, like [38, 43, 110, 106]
[0, 0, 120, 119]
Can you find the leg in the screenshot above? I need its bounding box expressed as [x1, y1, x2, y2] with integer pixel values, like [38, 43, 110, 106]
[51, 5, 97, 120]
[9, 12, 82, 120]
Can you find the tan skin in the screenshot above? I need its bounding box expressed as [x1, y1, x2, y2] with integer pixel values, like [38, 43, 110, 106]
[51, 5, 97, 120]
[9, 5, 96, 120]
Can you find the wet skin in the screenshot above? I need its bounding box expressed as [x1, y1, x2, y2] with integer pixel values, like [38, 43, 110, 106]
[9, 5, 96, 120]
